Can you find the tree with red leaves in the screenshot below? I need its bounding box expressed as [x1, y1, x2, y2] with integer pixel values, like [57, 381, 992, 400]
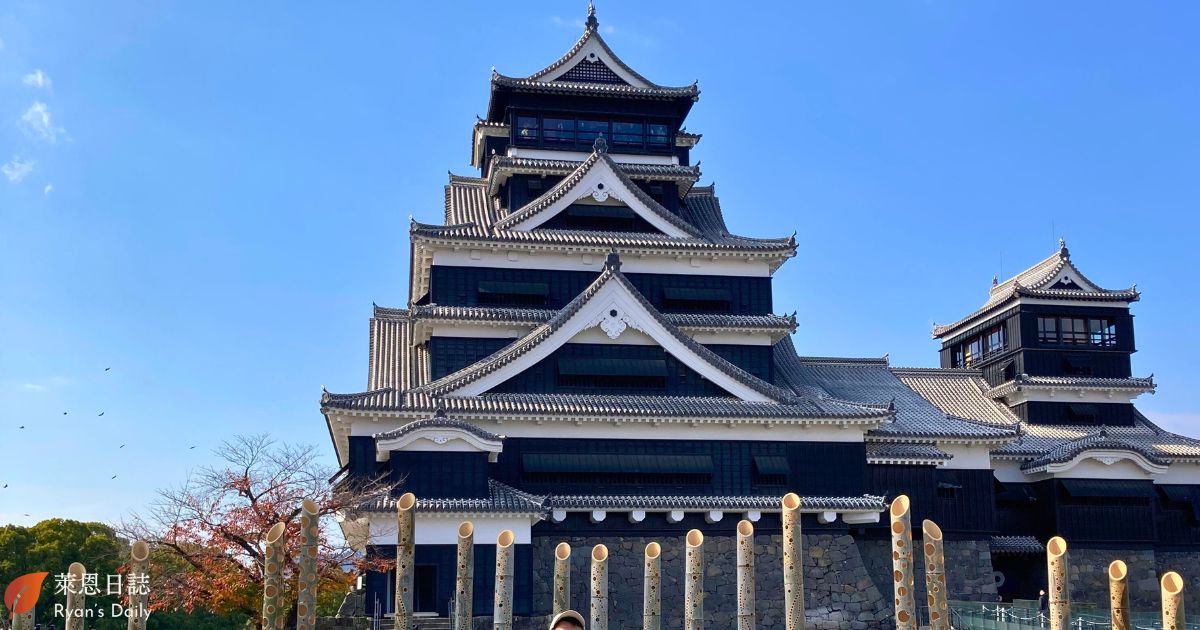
[119, 434, 395, 628]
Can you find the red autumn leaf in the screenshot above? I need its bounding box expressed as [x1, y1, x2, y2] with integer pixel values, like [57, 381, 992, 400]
[5, 572, 50, 617]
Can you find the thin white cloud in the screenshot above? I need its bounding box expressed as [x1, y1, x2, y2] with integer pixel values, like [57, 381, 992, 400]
[19, 101, 66, 143]
[2, 156, 35, 183]
[22, 69, 52, 90]
[15, 376, 69, 393]
[43, 184, 54, 196]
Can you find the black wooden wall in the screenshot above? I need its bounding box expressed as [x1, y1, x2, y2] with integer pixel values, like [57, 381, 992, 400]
[365, 544, 532, 618]
[428, 266, 773, 315]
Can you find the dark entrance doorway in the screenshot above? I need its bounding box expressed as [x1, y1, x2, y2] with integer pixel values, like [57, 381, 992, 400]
[414, 564, 438, 614]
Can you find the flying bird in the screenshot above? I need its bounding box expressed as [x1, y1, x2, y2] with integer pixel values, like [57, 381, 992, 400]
[104, 367, 111, 371]
[2, 484, 7, 489]
[63, 412, 68, 415]
[119, 444, 125, 449]
[189, 445, 196, 450]
[111, 475, 118, 480]
[19, 425, 24, 429]
[98, 412, 105, 417]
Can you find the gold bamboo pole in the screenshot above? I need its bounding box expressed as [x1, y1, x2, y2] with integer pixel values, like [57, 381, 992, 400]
[782, 492, 805, 630]
[127, 540, 151, 630]
[737, 520, 756, 630]
[1108, 560, 1129, 630]
[553, 542, 571, 616]
[494, 530, 515, 630]
[591, 544, 609, 630]
[890, 496, 916, 630]
[921, 520, 948, 630]
[644, 542, 662, 630]
[296, 499, 320, 630]
[394, 492, 416, 630]
[455, 522, 474, 630]
[65, 562, 86, 630]
[685, 529, 705, 630]
[262, 522, 287, 630]
[1162, 571, 1185, 630]
[1047, 536, 1070, 630]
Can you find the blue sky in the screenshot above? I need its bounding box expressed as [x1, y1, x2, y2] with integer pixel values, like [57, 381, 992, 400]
[2, 2, 1199, 526]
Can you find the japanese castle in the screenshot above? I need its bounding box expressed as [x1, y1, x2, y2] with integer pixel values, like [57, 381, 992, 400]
[321, 6, 1200, 625]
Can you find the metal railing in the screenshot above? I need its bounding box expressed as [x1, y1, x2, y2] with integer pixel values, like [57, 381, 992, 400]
[949, 602, 1200, 630]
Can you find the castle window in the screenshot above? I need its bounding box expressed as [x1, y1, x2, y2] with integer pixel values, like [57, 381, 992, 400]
[752, 455, 790, 487]
[1038, 316, 1059, 343]
[1089, 318, 1117, 347]
[985, 325, 1006, 355]
[962, 338, 983, 367]
[515, 116, 539, 143]
[477, 281, 549, 306]
[648, 123, 670, 146]
[612, 121, 644, 147]
[663, 287, 732, 312]
[543, 118, 575, 145]
[1061, 317, 1089, 344]
[577, 120, 609, 145]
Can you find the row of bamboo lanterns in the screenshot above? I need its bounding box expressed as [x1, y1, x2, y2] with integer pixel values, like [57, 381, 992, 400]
[387, 491, 1190, 630]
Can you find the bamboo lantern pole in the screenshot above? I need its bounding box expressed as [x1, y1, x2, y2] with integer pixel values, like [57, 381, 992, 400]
[553, 542, 571, 616]
[782, 492, 805, 630]
[1046, 536, 1070, 630]
[1108, 560, 1130, 630]
[296, 499, 320, 630]
[590, 544, 609, 630]
[65, 562, 86, 630]
[394, 492, 417, 630]
[644, 542, 662, 630]
[455, 522, 474, 630]
[261, 522, 287, 630]
[921, 520, 948, 630]
[889, 496, 917, 630]
[494, 529, 515, 630]
[736, 520, 756, 630]
[685, 529, 705, 630]
[127, 540, 151, 630]
[1162, 571, 1185, 630]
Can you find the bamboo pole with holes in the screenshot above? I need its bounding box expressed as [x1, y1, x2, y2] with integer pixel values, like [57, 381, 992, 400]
[64, 562, 87, 630]
[644, 542, 662, 630]
[737, 520, 756, 630]
[922, 520, 948, 630]
[395, 493, 416, 630]
[261, 523, 286, 630]
[296, 500, 320, 630]
[685, 529, 705, 630]
[13, 609, 34, 630]
[1108, 560, 1130, 630]
[1046, 536, 1070, 630]
[782, 492, 805, 630]
[890, 496, 917, 630]
[591, 544, 609, 630]
[1162, 571, 1185, 630]
[553, 542, 571, 616]
[455, 522, 474, 630]
[127, 540, 151, 630]
[494, 530, 515, 630]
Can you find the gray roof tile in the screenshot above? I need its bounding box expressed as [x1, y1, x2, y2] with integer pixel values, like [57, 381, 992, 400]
[361, 479, 545, 516]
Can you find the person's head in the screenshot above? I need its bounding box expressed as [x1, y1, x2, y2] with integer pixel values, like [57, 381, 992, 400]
[550, 610, 586, 630]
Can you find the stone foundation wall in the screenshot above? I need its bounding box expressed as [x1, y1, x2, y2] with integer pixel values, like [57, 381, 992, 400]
[1157, 551, 1200, 614]
[1068, 548, 1158, 609]
[533, 533, 889, 630]
[858, 537, 998, 613]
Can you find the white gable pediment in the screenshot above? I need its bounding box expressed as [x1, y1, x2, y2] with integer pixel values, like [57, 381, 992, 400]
[535, 35, 650, 88]
[375, 425, 503, 462]
[444, 275, 774, 402]
[505, 156, 691, 237]
[1041, 263, 1103, 293]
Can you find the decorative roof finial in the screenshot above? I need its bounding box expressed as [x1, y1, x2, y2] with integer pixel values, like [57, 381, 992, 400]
[1058, 237, 1069, 259]
[604, 249, 621, 271]
[586, 1, 598, 30]
[434, 400, 446, 418]
[593, 133, 608, 154]
[992, 275, 999, 287]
